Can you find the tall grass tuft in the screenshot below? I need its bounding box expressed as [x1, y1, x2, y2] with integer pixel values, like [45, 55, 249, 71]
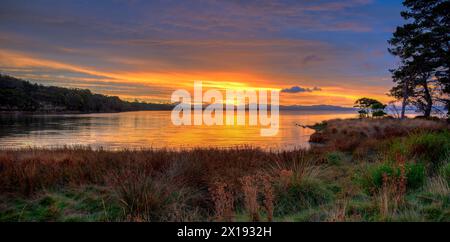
[209, 181, 234, 221]
[240, 175, 260, 221]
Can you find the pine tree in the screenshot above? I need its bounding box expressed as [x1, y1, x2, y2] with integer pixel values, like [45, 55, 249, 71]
[388, 0, 449, 118]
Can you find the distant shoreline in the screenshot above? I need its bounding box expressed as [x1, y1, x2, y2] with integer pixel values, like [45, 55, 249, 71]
[0, 108, 358, 116]
[0, 109, 171, 115]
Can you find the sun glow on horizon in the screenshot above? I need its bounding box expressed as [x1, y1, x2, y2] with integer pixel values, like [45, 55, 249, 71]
[0, 48, 393, 107]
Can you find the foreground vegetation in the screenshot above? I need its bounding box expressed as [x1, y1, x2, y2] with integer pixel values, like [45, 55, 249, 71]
[0, 118, 449, 222]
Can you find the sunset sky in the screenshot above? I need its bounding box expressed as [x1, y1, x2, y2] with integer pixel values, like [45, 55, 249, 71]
[0, 0, 405, 106]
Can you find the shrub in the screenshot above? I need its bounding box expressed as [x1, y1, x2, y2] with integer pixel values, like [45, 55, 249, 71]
[359, 163, 393, 193]
[405, 162, 426, 189]
[359, 162, 425, 194]
[404, 131, 450, 168]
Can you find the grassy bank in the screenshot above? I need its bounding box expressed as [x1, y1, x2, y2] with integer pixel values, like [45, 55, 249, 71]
[0, 118, 449, 222]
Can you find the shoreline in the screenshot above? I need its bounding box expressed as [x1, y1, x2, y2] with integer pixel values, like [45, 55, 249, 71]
[0, 109, 172, 115]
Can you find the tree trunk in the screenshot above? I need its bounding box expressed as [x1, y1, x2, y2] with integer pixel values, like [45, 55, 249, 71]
[401, 81, 408, 119]
[422, 81, 432, 117]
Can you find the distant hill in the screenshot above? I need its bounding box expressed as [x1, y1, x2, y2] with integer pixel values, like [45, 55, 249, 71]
[0, 75, 174, 113]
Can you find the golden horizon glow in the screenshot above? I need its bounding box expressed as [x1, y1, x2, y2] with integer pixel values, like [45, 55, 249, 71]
[0, 49, 393, 107]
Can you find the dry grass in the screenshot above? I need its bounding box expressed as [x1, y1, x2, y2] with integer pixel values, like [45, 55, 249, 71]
[0, 146, 322, 221]
[424, 176, 449, 196]
[310, 118, 448, 152]
[377, 167, 407, 219]
[209, 181, 234, 221]
[240, 175, 260, 221]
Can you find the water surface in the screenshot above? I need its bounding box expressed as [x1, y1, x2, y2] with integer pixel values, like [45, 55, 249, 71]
[0, 111, 357, 150]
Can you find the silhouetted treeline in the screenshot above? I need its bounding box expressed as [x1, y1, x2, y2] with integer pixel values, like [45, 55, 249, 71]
[0, 75, 174, 113]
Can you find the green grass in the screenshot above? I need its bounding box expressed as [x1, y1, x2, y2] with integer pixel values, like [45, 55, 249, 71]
[389, 131, 450, 169]
[413, 191, 450, 222]
[0, 186, 122, 222]
[274, 177, 334, 216]
[325, 151, 346, 166]
[440, 162, 450, 185]
[357, 162, 425, 194]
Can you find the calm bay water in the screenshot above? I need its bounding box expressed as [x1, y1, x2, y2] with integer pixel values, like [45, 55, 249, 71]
[0, 111, 357, 150]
